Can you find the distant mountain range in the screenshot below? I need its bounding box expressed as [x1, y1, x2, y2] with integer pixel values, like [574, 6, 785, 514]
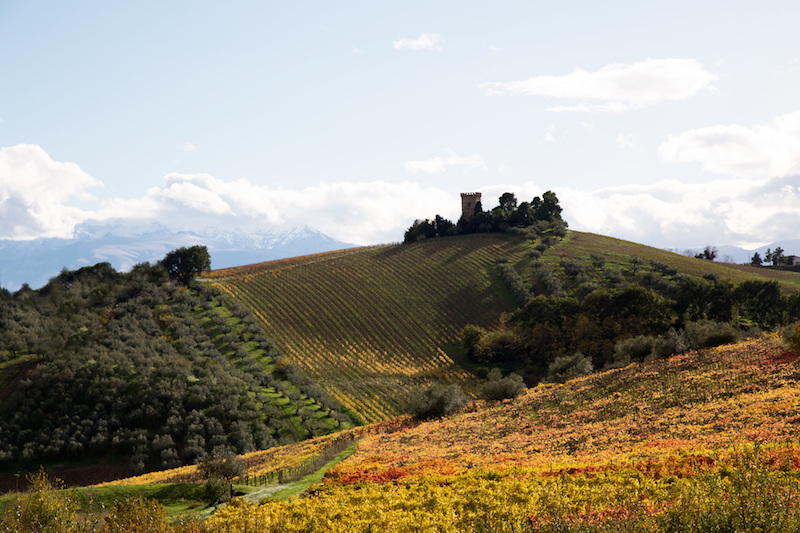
[681, 240, 800, 264]
[0, 221, 355, 291]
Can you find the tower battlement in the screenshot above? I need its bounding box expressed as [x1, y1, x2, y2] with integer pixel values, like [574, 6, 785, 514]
[460, 192, 482, 220]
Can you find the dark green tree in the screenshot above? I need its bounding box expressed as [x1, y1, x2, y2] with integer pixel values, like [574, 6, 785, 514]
[498, 192, 518, 212]
[750, 252, 763, 267]
[160, 245, 211, 285]
[694, 246, 718, 261]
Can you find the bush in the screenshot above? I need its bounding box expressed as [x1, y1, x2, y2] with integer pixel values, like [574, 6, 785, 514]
[786, 323, 800, 353]
[649, 328, 689, 360]
[560, 259, 585, 277]
[604, 267, 624, 284]
[611, 335, 656, 367]
[0, 470, 93, 533]
[103, 496, 169, 532]
[478, 368, 526, 401]
[406, 383, 471, 420]
[612, 330, 690, 367]
[684, 320, 739, 349]
[544, 351, 593, 384]
[199, 452, 244, 481]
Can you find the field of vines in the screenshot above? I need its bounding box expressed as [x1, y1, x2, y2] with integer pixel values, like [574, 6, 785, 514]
[205, 235, 533, 422]
[204, 336, 800, 532]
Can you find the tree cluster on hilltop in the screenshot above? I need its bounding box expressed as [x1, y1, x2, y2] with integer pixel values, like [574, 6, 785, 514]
[403, 191, 567, 243]
[0, 248, 349, 475]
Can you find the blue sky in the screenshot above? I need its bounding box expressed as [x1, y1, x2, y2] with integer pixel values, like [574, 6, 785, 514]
[2, 1, 800, 250]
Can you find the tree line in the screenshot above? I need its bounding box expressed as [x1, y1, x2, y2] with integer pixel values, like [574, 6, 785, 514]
[463, 255, 800, 385]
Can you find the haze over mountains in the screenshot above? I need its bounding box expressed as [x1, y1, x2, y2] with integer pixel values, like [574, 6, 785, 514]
[0, 221, 354, 291]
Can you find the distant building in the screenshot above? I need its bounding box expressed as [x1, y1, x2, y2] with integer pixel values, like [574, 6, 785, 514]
[460, 192, 481, 220]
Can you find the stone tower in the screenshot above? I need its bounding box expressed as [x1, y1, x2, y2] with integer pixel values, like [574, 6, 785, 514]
[460, 192, 482, 220]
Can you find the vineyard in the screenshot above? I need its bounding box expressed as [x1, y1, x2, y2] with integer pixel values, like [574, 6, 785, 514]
[204, 234, 533, 422]
[204, 335, 800, 531]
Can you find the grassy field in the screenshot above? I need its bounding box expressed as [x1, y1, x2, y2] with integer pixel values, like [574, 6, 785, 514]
[205, 234, 534, 422]
[549, 231, 800, 291]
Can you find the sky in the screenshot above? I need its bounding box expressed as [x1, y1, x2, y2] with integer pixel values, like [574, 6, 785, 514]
[2, 1, 800, 250]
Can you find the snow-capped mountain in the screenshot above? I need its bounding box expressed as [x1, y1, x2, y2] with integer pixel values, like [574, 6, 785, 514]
[0, 222, 355, 291]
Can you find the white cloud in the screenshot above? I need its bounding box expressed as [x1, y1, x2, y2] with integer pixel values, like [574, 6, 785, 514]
[658, 110, 800, 178]
[9, 144, 800, 253]
[404, 149, 487, 174]
[0, 144, 102, 239]
[561, 176, 800, 249]
[91, 174, 456, 245]
[543, 125, 556, 143]
[393, 33, 443, 51]
[479, 58, 718, 112]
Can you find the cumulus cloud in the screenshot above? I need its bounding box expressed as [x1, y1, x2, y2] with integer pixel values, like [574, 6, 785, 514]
[0, 144, 102, 239]
[404, 149, 487, 174]
[479, 58, 718, 112]
[131, 176, 454, 245]
[393, 33, 443, 51]
[8, 144, 800, 252]
[658, 110, 800, 178]
[561, 176, 800, 249]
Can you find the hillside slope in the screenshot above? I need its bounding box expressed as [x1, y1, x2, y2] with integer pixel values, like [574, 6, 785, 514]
[0, 262, 350, 487]
[205, 234, 532, 422]
[206, 230, 800, 423]
[207, 336, 800, 531]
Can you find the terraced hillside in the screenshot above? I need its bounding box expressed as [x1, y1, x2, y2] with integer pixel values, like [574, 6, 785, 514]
[206, 231, 800, 423]
[205, 234, 533, 422]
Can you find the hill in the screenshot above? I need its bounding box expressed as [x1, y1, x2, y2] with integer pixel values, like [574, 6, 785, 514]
[0, 261, 351, 488]
[203, 335, 800, 531]
[26, 335, 798, 531]
[204, 234, 530, 422]
[205, 230, 800, 422]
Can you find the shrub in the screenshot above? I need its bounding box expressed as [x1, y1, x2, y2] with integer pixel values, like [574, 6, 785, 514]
[604, 267, 624, 284]
[648, 328, 689, 361]
[199, 452, 244, 481]
[590, 253, 606, 269]
[461, 325, 486, 359]
[103, 496, 169, 532]
[544, 351, 593, 384]
[0, 470, 93, 533]
[612, 335, 656, 367]
[786, 323, 800, 353]
[560, 259, 585, 277]
[406, 383, 471, 420]
[684, 320, 739, 349]
[478, 368, 526, 401]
